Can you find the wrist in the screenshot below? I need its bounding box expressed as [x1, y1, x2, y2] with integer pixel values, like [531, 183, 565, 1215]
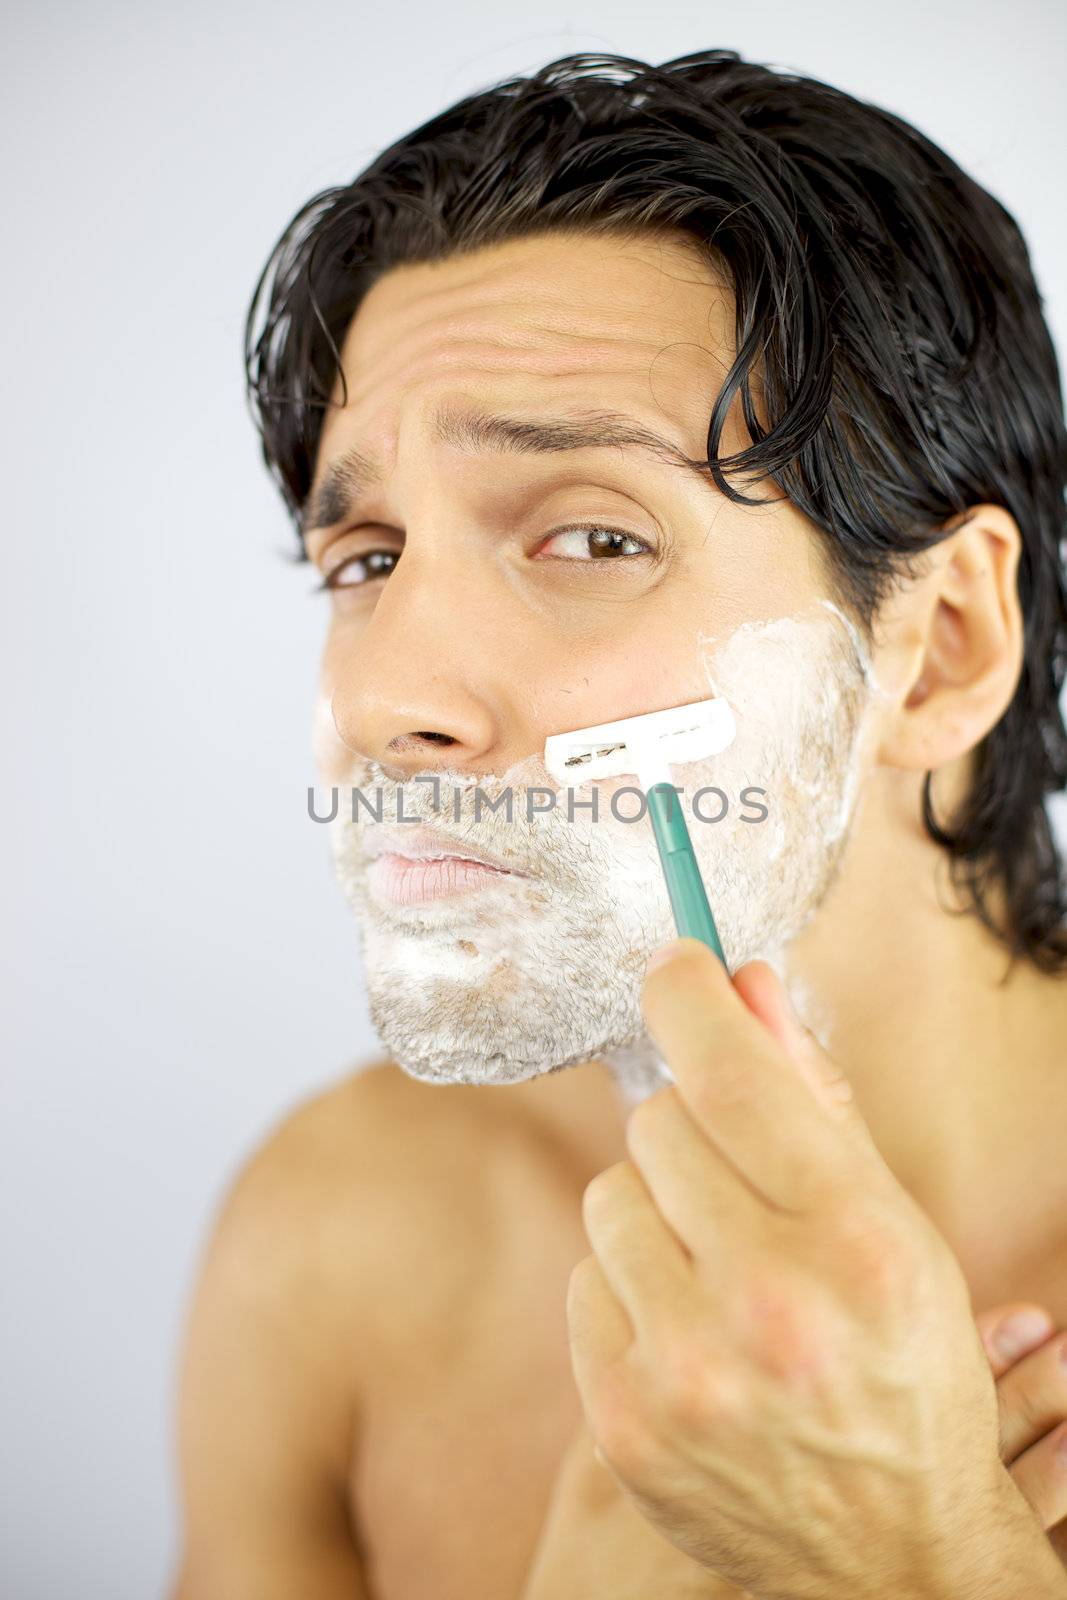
[921, 1468, 1067, 1600]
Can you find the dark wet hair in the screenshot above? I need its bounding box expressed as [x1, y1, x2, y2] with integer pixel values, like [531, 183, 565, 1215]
[244, 47, 1067, 972]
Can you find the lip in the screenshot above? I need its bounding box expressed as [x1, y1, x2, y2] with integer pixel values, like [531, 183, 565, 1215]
[362, 824, 527, 907]
[367, 853, 517, 907]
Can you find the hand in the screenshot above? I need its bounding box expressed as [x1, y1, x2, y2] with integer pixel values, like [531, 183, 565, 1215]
[521, 1417, 747, 1600]
[565, 939, 1062, 1600]
[976, 1303, 1067, 1556]
[521, 1305, 1067, 1600]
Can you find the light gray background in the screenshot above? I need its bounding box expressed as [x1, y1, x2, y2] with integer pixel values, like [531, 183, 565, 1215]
[3, 3, 1065, 1596]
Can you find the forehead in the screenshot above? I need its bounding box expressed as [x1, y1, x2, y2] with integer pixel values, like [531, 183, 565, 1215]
[309, 229, 741, 507]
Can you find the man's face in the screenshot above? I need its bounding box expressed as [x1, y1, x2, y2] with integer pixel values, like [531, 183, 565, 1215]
[305, 229, 881, 1094]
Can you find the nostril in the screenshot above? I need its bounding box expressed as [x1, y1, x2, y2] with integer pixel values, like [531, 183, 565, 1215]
[388, 731, 457, 752]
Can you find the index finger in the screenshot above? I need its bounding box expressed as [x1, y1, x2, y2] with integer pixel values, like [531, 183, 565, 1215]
[641, 939, 863, 1214]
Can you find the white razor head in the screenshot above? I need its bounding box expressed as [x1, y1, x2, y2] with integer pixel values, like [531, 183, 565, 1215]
[544, 697, 736, 785]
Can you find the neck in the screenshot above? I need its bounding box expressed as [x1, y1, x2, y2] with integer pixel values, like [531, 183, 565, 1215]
[777, 770, 1067, 1299]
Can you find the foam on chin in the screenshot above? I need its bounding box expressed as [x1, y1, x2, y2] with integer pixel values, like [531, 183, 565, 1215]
[328, 599, 879, 1098]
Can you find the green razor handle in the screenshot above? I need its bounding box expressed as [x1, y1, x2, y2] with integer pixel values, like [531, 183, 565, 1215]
[647, 782, 726, 964]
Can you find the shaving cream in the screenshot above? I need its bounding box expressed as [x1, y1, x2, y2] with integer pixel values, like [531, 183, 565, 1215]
[326, 599, 879, 1101]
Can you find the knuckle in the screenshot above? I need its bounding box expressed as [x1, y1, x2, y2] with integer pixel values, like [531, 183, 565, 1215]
[741, 1273, 836, 1389]
[827, 1200, 918, 1309]
[653, 1339, 743, 1430]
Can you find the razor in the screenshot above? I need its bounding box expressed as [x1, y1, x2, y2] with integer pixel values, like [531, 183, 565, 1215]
[543, 698, 736, 963]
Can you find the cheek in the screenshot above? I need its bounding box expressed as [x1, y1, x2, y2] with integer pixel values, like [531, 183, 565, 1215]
[536, 636, 715, 747]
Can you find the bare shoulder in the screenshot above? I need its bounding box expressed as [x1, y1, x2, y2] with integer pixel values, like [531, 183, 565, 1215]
[172, 1061, 517, 1598]
[177, 1059, 501, 1433]
[175, 1065, 425, 1441]
[221, 1058, 499, 1211]
[201, 1061, 529, 1340]
[184, 1052, 620, 1384]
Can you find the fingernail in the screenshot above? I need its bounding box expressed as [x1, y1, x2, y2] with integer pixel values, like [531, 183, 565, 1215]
[994, 1308, 1054, 1360]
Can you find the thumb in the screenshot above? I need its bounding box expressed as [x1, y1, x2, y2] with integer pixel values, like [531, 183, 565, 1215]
[731, 963, 876, 1146]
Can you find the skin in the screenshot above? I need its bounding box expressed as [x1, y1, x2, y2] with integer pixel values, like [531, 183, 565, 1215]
[173, 229, 1067, 1596]
[554, 945, 1067, 1597]
[306, 227, 1067, 1298]
[523, 1291, 1067, 1600]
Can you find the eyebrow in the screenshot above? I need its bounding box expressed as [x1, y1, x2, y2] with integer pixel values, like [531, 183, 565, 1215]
[300, 403, 713, 538]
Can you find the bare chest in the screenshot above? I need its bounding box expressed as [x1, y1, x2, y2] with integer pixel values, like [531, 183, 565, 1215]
[348, 1161, 596, 1600]
[346, 1138, 1067, 1600]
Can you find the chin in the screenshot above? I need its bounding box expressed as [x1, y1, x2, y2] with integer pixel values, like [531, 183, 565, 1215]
[379, 1044, 576, 1088]
[368, 997, 650, 1089]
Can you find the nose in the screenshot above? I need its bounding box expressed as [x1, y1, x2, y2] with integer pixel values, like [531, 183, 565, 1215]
[327, 551, 505, 781]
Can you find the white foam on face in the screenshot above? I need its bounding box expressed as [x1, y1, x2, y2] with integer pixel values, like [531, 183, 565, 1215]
[326, 599, 880, 1100]
[598, 599, 880, 1100]
[329, 753, 669, 1084]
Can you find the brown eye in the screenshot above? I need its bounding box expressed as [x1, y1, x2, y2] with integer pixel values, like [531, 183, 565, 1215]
[316, 549, 399, 591]
[537, 525, 653, 561]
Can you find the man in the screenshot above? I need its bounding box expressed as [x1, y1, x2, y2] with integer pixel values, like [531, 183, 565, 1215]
[173, 49, 1067, 1598]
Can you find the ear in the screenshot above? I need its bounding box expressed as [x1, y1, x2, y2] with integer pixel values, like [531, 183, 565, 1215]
[873, 505, 1023, 771]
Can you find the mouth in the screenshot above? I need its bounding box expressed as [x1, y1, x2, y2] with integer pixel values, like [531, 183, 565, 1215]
[363, 824, 527, 908]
